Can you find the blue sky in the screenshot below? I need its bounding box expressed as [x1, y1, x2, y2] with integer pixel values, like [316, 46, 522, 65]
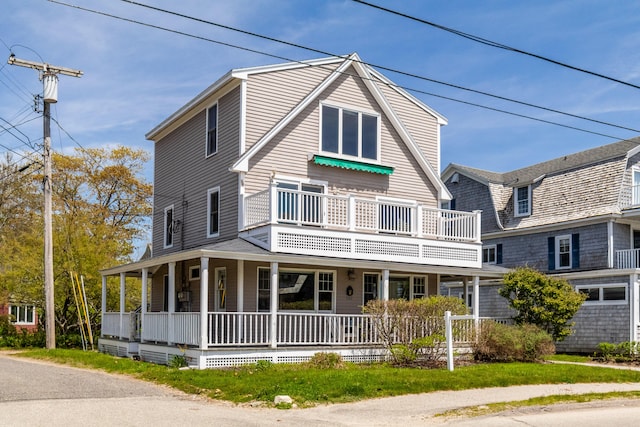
[3, 1, 640, 180]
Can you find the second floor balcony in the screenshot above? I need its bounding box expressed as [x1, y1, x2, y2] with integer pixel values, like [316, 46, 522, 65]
[241, 184, 482, 268]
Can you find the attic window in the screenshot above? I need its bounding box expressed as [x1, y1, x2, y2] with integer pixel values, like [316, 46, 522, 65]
[320, 104, 379, 161]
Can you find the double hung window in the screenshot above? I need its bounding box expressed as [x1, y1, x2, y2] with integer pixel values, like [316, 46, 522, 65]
[514, 185, 531, 217]
[321, 104, 379, 161]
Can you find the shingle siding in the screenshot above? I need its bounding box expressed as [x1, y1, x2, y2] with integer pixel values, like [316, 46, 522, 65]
[445, 173, 500, 233]
[484, 223, 609, 272]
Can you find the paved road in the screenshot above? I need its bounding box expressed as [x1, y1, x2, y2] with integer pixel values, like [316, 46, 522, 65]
[2, 353, 640, 426]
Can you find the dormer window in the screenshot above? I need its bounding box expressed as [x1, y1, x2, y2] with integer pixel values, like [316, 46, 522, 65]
[321, 104, 379, 161]
[514, 185, 531, 217]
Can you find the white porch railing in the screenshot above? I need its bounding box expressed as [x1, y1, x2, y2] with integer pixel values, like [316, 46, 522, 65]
[244, 187, 479, 242]
[104, 311, 505, 348]
[616, 249, 640, 269]
[142, 312, 168, 342]
[101, 312, 121, 337]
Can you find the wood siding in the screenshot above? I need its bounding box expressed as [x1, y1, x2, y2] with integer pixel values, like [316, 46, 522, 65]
[152, 86, 241, 256]
[243, 65, 438, 206]
[446, 172, 500, 232]
[374, 75, 440, 171]
[244, 64, 339, 150]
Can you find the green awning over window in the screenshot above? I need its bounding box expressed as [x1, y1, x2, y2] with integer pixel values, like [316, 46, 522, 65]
[311, 155, 394, 175]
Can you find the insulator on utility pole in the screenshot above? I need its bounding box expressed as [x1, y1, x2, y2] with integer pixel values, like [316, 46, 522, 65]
[7, 54, 82, 350]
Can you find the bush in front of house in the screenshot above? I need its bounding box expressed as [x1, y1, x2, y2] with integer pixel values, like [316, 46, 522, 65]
[474, 321, 555, 362]
[596, 341, 639, 362]
[0, 315, 46, 348]
[364, 296, 468, 366]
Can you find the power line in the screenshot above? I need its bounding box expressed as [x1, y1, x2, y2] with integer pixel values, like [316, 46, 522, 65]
[48, 0, 636, 140]
[352, 0, 640, 91]
[112, 0, 640, 133]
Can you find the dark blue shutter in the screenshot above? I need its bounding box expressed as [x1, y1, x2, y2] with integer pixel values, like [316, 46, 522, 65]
[450, 199, 456, 210]
[571, 233, 580, 269]
[548, 237, 555, 271]
[496, 243, 503, 264]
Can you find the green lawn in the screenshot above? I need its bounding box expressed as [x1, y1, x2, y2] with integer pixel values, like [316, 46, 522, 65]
[13, 349, 640, 406]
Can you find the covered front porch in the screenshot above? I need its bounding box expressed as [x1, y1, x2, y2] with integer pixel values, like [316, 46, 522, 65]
[99, 239, 505, 368]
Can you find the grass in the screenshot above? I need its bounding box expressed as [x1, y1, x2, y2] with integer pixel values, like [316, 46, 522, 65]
[11, 349, 640, 406]
[546, 353, 593, 363]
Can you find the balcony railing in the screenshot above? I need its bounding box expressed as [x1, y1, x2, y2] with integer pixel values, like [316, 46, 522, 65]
[616, 248, 640, 269]
[620, 184, 640, 208]
[244, 186, 480, 242]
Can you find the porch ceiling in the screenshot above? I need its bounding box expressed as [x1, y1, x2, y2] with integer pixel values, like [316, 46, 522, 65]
[101, 238, 508, 279]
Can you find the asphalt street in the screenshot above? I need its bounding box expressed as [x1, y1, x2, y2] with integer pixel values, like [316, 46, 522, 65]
[2, 353, 640, 426]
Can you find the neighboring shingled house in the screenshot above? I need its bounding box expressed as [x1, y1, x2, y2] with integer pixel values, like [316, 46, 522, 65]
[442, 137, 640, 352]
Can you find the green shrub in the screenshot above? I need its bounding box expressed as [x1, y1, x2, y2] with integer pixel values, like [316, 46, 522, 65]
[364, 296, 468, 366]
[597, 341, 639, 361]
[474, 321, 555, 362]
[307, 352, 344, 369]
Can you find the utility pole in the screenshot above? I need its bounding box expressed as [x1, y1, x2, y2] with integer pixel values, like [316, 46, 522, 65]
[7, 54, 82, 349]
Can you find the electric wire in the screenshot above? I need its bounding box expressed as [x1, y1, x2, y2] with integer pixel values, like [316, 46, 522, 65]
[352, 0, 640, 91]
[114, 0, 640, 134]
[48, 0, 635, 140]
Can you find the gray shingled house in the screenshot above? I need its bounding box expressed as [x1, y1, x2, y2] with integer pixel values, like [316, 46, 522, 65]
[98, 54, 505, 368]
[442, 138, 640, 352]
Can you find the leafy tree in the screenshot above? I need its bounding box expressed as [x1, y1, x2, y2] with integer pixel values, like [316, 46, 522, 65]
[0, 146, 152, 341]
[498, 267, 586, 341]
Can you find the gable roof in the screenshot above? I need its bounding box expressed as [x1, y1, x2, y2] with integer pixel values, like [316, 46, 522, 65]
[229, 52, 452, 200]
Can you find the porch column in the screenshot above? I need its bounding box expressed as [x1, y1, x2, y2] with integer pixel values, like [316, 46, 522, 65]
[381, 269, 389, 301]
[237, 260, 244, 312]
[415, 205, 423, 237]
[200, 257, 209, 350]
[141, 268, 148, 343]
[270, 262, 279, 349]
[101, 275, 106, 338]
[119, 272, 125, 340]
[472, 276, 480, 323]
[237, 260, 244, 344]
[167, 262, 176, 346]
[348, 195, 356, 232]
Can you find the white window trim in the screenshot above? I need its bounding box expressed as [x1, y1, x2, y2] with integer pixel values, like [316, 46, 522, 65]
[576, 283, 627, 305]
[363, 272, 380, 306]
[207, 187, 220, 238]
[514, 185, 531, 217]
[555, 234, 572, 270]
[9, 304, 36, 325]
[319, 101, 381, 162]
[256, 268, 336, 313]
[189, 266, 200, 281]
[483, 244, 497, 264]
[205, 103, 218, 158]
[163, 205, 174, 249]
[632, 167, 640, 205]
